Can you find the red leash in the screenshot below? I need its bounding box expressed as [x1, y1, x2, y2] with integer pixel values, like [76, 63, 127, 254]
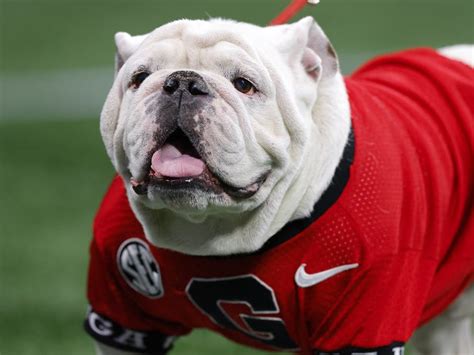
[270, 0, 319, 25]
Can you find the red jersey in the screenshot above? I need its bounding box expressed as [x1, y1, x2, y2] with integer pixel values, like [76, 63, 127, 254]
[85, 49, 474, 354]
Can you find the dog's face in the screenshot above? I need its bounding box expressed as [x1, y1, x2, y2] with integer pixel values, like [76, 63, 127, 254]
[101, 17, 338, 221]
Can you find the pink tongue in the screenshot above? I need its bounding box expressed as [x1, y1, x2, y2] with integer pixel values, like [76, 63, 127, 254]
[151, 144, 205, 178]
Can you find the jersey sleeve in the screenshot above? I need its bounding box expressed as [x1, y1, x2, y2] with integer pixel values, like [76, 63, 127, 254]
[85, 237, 191, 354]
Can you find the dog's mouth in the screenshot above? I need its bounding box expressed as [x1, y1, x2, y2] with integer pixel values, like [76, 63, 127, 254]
[130, 128, 268, 199]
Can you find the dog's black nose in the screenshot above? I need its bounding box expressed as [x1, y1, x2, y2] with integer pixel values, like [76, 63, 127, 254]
[163, 71, 209, 96]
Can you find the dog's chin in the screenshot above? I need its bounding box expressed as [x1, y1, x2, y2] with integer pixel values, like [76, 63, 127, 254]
[141, 184, 232, 214]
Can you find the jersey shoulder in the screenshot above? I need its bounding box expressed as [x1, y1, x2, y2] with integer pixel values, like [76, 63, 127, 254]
[349, 47, 474, 79]
[93, 175, 145, 251]
[346, 47, 474, 108]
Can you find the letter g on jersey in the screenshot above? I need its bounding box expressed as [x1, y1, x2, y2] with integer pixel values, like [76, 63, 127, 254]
[117, 238, 164, 298]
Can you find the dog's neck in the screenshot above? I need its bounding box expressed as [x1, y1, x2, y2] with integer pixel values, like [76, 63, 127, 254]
[285, 74, 351, 225]
[130, 74, 351, 256]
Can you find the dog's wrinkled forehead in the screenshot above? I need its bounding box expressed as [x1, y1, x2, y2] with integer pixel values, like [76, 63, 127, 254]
[145, 19, 257, 50]
[128, 20, 264, 72]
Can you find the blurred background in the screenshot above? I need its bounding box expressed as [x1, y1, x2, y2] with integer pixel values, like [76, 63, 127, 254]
[0, 0, 472, 354]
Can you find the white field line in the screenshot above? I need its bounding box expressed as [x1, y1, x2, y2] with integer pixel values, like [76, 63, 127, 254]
[0, 67, 113, 121]
[0, 52, 372, 122]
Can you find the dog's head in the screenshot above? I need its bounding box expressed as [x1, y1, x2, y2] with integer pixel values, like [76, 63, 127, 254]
[101, 17, 345, 253]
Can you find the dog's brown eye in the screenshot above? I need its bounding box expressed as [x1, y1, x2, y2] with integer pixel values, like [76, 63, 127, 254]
[232, 77, 256, 95]
[129, 71, 150, 89]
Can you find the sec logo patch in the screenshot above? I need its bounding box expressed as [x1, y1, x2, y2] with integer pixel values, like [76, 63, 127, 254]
[117, 238, 164, 298]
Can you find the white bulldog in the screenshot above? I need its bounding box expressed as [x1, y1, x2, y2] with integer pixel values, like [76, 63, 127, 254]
[102, 16, 349, 257]
[92, 16, 474, 355]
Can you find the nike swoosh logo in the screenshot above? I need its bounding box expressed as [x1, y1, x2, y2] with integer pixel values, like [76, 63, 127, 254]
[295, 263, 359, 288]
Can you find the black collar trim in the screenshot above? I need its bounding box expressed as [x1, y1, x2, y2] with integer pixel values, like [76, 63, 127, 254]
[253, 127, 355, 255]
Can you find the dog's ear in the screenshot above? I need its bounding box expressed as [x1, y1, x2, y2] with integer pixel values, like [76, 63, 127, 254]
[275, 16, 339, 81]
[114, 32, 147, 75]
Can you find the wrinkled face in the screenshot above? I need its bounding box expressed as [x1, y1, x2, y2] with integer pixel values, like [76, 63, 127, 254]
[101, 19, 326, 216]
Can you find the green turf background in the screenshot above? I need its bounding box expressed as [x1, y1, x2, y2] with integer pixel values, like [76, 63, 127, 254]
[0, 0, 473, 354]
